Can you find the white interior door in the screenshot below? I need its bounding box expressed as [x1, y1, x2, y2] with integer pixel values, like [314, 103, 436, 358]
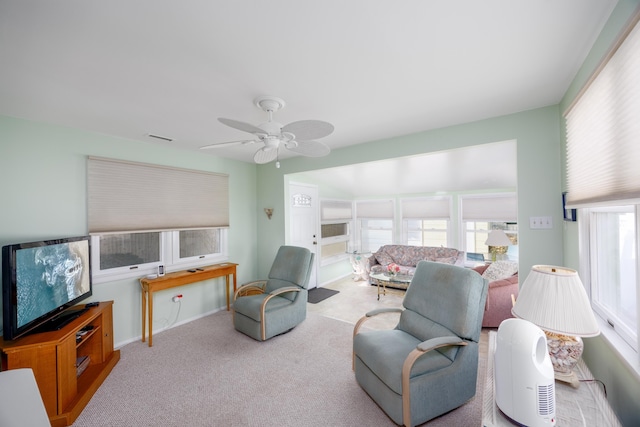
[288, 183, 318, 289]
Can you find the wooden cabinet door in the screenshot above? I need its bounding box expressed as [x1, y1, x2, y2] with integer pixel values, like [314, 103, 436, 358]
[57, 337, 77, 414]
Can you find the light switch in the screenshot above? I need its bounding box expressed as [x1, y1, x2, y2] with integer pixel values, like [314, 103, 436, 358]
[529, 216, 553, 229]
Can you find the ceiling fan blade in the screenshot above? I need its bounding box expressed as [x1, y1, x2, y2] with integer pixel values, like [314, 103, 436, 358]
[286, 140, 331, 157]
[253, 147, 278, 164]
[281, 120, 334, 141]
[218, 118, 265, 135]
[199, 139, 256, 149]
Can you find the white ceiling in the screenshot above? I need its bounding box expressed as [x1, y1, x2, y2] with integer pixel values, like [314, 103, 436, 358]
[0, 1, 616, 193]
[297, 140, 517, 197]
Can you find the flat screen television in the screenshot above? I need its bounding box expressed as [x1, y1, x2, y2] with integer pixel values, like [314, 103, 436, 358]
[2, 235, 93, 341]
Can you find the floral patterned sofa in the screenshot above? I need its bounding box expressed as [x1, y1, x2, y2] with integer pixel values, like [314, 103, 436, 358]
[367, 245, 465, 277]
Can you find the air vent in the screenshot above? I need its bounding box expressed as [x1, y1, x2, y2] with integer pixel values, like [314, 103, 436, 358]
[537, 383, 555, 415]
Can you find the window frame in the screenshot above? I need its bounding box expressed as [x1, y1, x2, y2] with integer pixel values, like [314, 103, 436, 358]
[358, 218, 394, 254]
[319, 199, 354, 265]
[403, 218, 450, 247]
[578, 207, 640, 377]
[90, 228, 228, 284]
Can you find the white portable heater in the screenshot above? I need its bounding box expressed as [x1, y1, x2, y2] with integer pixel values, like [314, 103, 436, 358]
[495, 318, 556, 427]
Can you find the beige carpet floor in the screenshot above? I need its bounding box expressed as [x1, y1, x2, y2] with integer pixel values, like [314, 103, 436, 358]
[72, 304, 487, 426]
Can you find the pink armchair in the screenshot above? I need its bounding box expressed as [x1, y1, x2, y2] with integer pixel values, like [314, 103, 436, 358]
[472, 264, 519, 328]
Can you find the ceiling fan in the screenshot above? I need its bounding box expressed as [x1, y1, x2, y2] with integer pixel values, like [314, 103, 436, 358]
[200, 96, 334, 168]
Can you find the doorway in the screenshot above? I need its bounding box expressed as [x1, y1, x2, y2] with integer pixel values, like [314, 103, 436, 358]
[288, 182, 319, 289]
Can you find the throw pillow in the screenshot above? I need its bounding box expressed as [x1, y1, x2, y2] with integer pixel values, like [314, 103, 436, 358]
[374, 251, 394, 267]
[435, 256, 457, 265]
[482, 260, 518, 281]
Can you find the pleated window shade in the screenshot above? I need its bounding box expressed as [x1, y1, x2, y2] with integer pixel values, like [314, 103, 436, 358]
[461, 194, 517, 222]
[356, 200, 394, 219]
[401, 197, 451, 219]
[88, 157, 229, 233]
[321, 200, 353, 221]
[565, 12, 640, 208]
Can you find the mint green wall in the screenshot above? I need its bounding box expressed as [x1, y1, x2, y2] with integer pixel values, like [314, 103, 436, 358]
[0, 115, 258, 347]
[257, 106, 563, 282]
[560, 1, 640, 425]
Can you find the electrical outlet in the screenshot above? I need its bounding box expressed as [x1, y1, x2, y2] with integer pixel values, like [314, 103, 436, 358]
[172, 294, 183, 303]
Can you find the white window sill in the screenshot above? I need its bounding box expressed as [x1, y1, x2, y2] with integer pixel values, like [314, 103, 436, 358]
[591, 315, 640, 381]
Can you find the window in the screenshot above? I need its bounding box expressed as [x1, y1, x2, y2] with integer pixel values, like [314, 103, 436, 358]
[91, 228, 228, 284]
[460, 194, 518, 262]
[356, 200, 394, 253]
[406, 219, 448, 247]
[359, 219, 393, 253]
[97, 232, 161, 270]
[463, 222, 517, 262]
[172, 229, 227, 266]
[566, 11, 640, 372]
[320, 199, 353, 264]
[584, 206, 637, 351]
[87, 157, 230, 283]
[401, 197, 451, 247]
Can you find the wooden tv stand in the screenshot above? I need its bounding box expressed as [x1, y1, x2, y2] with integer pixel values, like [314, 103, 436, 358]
[0, 301, 120, 427]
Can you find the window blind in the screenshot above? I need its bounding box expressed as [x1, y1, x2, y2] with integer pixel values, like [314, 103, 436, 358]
[401, 197, 451, 219]
[461, 194, 517, 222]
[356, 200, 394, 219]
[88, 157, 229, 233]
[320, 200, 353, 221]
[565, 12, 640, 207]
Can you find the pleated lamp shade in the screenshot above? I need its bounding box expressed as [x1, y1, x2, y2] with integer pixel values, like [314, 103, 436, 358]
[485, 229, 512, 247]
[511, 265, 600, 337]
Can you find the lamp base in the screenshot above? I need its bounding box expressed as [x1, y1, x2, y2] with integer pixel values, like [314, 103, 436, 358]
[545, 331, 583, 389]
[554, 370, 580, 388]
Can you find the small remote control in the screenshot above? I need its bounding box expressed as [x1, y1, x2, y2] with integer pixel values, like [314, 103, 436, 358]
[86, 302, 99, 307]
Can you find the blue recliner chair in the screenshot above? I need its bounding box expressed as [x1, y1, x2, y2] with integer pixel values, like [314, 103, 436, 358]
[353, 261, 489, 426]
[233, 246, 314, 341]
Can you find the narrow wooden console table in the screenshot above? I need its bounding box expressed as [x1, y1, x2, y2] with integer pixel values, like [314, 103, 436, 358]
[139, 262, 238, 347]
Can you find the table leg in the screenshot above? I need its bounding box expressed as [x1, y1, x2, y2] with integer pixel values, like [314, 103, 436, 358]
[233, 271, 237, 292]
[225, 274, 230, 311]
[141, 289, 147, 343]
[148, 291, 154, 347]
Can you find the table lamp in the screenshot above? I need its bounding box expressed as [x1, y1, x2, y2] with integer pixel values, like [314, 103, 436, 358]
[485, 229, 512, 261]
[511, 265, 600, 388]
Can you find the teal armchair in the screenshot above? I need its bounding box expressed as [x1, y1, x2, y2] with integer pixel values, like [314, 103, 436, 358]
[233, 246, 314, 341]
[353, 261, 489, 426]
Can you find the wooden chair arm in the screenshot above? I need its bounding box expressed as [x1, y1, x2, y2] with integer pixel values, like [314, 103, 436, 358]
[401, 336, 467, 427]
[352, 308, 404, 370]
[353, 308, 403, 337]
[233, 281, 267, 301]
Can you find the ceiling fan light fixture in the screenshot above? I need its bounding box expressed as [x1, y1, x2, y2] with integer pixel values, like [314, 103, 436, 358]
[255, 96, 286, 113]
[205, 95, 334, 166]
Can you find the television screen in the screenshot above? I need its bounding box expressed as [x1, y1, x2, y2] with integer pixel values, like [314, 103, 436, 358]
[2, 236, 93, 340]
